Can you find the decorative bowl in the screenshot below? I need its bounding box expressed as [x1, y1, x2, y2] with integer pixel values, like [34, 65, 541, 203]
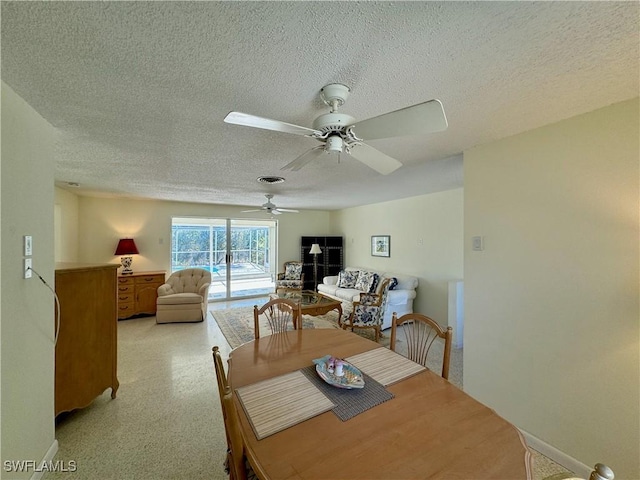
[312, 355, 365, 389]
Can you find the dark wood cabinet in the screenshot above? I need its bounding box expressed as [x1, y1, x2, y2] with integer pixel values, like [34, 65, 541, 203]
[300, 236, 344, 290]
[54, 263, 119, 416]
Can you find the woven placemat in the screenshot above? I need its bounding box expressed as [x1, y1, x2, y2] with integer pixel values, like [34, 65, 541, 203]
[345, 347, 426, 386]
[235, 370, 335, 440]
[300, 365, 394, 421]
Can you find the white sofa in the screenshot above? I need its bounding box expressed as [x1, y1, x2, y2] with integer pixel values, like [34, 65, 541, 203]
[317, 267, 418, 330]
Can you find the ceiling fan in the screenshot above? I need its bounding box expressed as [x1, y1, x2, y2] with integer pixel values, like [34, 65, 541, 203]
[224, 83, 447, 175]
[242, 194, 299, 215]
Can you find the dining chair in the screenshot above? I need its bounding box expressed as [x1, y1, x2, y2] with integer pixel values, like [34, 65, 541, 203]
[342, 278, 391, 342]
[389, 312, 453, 380]
[222, 387, 258, 480]
[253, 298, 301, 339]
[212, 347, 256, 480]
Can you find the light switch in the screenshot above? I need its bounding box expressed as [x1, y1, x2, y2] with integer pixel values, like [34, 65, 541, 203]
[24, 235, 32, 256]
[472, 236, 484, 251]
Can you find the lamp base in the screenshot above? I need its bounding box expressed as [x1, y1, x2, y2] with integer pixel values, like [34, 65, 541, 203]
[120, 256, 133, 275]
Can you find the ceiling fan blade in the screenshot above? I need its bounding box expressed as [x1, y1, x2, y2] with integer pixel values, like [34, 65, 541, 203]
[224, 112, 320, 137]
[241, 209, 262, 213]
[349, 143, 403, 175]
[276, 208, 299, 213]
[350, 99, 448, 141]
[281, 145, 325, 171]
[271, 209, 283, 215]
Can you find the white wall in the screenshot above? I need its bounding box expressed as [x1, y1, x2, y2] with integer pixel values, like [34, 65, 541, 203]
[74, 196, 331, 273]
[54, 187, 79, 262]
[1, 83, 57, 479]
[330, 188, 464, 326]
[464, 98, 639, 478]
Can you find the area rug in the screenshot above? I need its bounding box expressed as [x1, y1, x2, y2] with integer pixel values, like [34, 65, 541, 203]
[210, 306, 387, 349]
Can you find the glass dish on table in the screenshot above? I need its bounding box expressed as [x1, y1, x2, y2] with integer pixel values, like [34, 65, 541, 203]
[312, 355, 365, 389]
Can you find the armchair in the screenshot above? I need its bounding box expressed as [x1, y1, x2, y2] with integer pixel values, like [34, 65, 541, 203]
[275, 261, 304, 293]
[341, 278, 391, 342]
[156, 268, 211, 324]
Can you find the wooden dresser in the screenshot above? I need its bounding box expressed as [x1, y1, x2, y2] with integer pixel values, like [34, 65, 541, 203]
[117, 271, 165, 319]
[54, 263, 119, 416]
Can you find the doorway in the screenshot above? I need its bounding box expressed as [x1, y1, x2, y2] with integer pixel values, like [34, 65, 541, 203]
[171, 217, 277, 300]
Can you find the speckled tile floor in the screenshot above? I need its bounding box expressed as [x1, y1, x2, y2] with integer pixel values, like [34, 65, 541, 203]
[47, 298, 574, 480]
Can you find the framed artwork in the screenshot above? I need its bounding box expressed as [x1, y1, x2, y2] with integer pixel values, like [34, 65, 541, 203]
[371, 235, 390, 257]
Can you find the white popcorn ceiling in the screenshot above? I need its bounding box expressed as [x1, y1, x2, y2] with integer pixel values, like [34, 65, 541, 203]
[1, 1, 638, 210]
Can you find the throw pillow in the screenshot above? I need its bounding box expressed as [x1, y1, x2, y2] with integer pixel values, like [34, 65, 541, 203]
[368, 273, 380, 293]
[337, 269, 360, 288]
[388, 277, 398, 290]
[284, 263, 302, 280]
[355, 271, 377, 292]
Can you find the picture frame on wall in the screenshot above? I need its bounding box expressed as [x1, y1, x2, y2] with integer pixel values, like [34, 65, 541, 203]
[371, 235, 390, 257]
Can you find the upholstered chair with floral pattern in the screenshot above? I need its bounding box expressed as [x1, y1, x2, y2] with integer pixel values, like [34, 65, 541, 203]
[342, 278, 391, 342]
[275, 261, 304, 292]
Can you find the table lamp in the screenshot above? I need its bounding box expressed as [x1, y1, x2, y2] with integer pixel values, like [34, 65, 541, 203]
[310, 243, 322, 288]
[114, 238, 139, 275]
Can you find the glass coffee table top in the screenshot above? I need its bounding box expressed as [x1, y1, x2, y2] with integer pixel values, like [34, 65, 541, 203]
[272, 290, 336, 307]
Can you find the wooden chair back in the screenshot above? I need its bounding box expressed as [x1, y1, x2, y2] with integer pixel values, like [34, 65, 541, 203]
[222, 387, 250, 480]
[253, 298, 301, 339]
[390, 312, 453, 379]
[213, 347, 254, 480]
[212, 346, 228, 401]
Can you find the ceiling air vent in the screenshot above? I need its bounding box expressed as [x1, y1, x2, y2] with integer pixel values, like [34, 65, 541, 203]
[257, 176, 285, 184]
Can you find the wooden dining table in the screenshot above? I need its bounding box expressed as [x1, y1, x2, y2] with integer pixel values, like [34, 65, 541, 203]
[228, 328, 532, 480]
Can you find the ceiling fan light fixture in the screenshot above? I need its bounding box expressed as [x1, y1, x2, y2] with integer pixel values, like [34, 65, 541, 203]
[325, 136, 343, 153]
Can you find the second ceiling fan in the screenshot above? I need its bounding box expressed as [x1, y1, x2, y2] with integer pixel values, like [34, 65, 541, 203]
[224, 84, 448, 175]
[242, 194, 299, 215]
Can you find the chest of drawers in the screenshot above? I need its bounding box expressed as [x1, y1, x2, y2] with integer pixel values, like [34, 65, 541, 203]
[117, 271, 165, 319]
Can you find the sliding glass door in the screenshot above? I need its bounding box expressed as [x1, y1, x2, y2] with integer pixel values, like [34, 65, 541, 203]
[171, 217, 277, 300]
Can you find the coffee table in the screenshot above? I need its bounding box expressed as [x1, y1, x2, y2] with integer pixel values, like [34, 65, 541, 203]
[270, 290, 343, 324]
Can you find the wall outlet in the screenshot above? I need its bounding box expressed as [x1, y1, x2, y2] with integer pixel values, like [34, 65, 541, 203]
[24, 258, 32, 279]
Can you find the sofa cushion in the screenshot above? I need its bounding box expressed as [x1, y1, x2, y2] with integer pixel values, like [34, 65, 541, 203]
[331, 288, 361, 302]
[387, 277, 398, 290]
[355, 271, 378, 293]
[337, 269, 359, 288]
[156, 292, 203, 305]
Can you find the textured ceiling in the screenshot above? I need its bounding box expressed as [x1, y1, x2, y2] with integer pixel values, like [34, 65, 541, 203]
[2, 1, 638, 211]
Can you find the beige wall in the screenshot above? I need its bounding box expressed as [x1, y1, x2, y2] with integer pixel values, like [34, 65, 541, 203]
[464, 98, 639, 478]
[54, 187, 79, 262]
[1, 83, 57, 479]
[74, 196, 331, 273]
[330, 188, 464, 325]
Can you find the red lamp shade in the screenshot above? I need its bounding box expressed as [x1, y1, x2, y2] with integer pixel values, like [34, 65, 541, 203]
[114, 238, 139, 256]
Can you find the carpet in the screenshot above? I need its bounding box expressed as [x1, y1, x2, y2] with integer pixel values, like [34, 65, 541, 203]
[210, 306, 386, 349]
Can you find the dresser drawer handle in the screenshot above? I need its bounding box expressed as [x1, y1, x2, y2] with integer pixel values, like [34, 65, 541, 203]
[119, 305, 129, 310]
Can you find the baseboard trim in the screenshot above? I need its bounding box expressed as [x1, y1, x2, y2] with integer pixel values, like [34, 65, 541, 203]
[30, 439, 59, 480]
[521, 429, 592, 479]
